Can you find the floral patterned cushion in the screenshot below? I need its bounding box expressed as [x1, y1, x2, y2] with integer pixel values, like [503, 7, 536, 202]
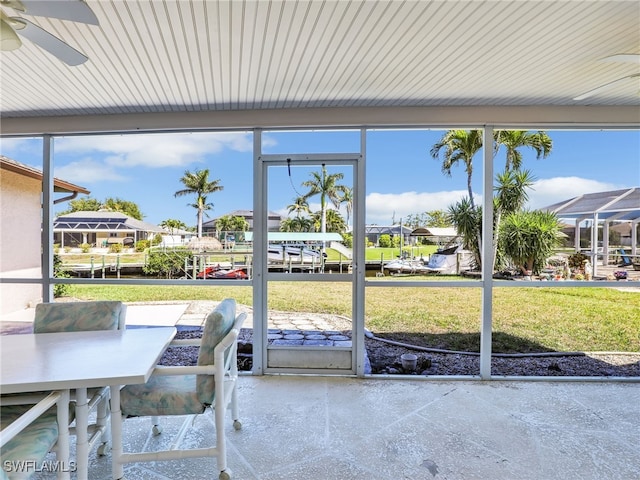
[33, 301, 126, 333]
[119, 375, 204, 417]
[0, 405, 59, 479]
[196, 299, 236, 405]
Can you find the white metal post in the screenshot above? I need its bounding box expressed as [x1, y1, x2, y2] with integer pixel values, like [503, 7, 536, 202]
[480, 126, 494, 379]
[253, 129, 265, 375]
[354, 129, 366, 376]
[42, 135, 54, 303]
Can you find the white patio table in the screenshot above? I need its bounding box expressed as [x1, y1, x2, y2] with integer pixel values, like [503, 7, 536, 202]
[0, 327, 176, 480]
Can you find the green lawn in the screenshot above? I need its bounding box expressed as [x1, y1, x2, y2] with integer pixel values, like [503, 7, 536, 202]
[63, 282, 639, 354]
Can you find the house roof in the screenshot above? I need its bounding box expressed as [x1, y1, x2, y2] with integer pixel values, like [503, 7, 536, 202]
[0, 155, 89, 195]
[54, 211, 163, 232]
[542, 187, 640, 222]
[1, 0, 638, 136]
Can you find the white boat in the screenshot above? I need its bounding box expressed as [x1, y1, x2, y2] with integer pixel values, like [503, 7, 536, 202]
[267, 244, 323, 264]
[385, 246, 471, 275]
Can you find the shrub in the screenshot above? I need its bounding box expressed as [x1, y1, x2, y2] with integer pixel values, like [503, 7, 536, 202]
[80, 243, 91, 253]
[53, 254, 70, 297]
[109, 243, 123, 253]
[341, 233, 353, 248]
[568, 252, 589, 271]
[378, 234, 391, 248]
[135, 240, 151, 252]
[143, 248, 193, 279]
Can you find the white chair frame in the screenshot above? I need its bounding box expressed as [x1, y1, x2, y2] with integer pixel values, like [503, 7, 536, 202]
[111, 311, 246, 480]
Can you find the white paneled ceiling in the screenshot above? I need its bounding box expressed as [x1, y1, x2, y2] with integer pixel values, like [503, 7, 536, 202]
[0, 0, 639, 133]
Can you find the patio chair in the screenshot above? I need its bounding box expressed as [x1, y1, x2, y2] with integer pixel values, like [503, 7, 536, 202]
[1, 301, 127, 467]
[114, 298, 245, 480]
[618, 248, 633, 267]
[1, 392, 64, 480]
[33, 300, 127, 457]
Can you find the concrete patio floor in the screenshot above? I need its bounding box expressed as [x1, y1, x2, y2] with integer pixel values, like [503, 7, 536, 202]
[5, 303, 639, 479]
[28, 376, 639, 480]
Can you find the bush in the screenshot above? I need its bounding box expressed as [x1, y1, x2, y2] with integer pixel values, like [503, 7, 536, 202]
[341, 233, 353, 248]
[135, 240, 151, 252]
[80, 243, 91, 253]
[378, 234, 391, 248]
[53, 254, 70, 297]
[568, 252, 589, 271]
[109, 243, 123, 253]
[143, 248, 193, 278]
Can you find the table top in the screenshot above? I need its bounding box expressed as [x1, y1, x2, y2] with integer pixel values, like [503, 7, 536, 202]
[0, 327, 176, 394]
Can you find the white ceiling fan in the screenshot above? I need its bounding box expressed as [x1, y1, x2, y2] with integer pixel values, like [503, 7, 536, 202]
[574, 54, 640, 101]
[0, 0, 98, 66]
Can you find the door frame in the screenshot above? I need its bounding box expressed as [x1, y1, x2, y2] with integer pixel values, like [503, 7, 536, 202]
[252, 129, 366, 375]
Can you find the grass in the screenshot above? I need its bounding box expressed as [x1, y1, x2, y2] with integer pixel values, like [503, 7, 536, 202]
[63, 282, 639, 354]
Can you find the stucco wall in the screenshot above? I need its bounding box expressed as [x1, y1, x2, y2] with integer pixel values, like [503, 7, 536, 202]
[0, 169, 42, 314]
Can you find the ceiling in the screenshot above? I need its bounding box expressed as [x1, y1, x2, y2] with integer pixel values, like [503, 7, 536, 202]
[1, 0, 639, 135]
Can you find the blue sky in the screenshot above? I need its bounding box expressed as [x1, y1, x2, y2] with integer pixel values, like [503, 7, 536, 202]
[1, 128, 638, 227]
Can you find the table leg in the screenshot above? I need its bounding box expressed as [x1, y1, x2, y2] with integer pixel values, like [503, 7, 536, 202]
[74, 387, 89, 480]
[56, 389, 71, 480]
[109, 385, 124, 480]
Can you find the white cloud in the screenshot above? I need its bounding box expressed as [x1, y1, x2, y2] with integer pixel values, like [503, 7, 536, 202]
[526, 177, 620, 210]
[54, 159, 127, 183]
[54, 132, 254, 168]
[0, 137, 43, 160]
[366, 190, 472, 225]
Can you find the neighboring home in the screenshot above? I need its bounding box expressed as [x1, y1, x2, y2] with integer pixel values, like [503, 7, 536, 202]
[53, 211, 164, 249]
[0, 155, 89, 315]
[202, 210, 283, 235]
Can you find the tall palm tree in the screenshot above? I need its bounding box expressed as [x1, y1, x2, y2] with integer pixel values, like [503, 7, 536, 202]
[430, 129, 483, 208]
[174, 169, 223, 238]
[302, 165, 349, 235]
[312, 209, 347, 233]
[492, 169, 536, 270]
[494, 130, 552, 171]
[340, 187, 353, 229]
[287, 196, 310, 218]
[160, 218, 187, 234]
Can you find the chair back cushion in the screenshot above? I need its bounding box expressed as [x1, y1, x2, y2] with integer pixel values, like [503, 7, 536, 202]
[34, 301, 127, 333]
[196, 299, 236, 404]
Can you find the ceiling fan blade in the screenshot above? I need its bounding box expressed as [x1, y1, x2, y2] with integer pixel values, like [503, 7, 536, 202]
[19, 0, 99, 25]
[573, 74, 640, 101]
[16, 17, 88, 65]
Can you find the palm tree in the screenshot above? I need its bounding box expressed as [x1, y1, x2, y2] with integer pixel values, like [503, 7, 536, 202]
[160, 218, 187, 234]
[494, 130, 552, 171]
[430, 129, 483, 208]
[312, 209, 347, 233]
[492, 169, 536, 270]
[287, 196, 310, 218]
[302, 165, 349, 235]
[340, 187, 353, 229]
[174, 169, 223, 238]
[499, 210, 562, 275]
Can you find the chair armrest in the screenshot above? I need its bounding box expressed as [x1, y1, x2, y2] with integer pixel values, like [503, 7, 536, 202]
[0, 391, 61, 447]
[152, 365, 215, 376]
[169, 338, 201, 347]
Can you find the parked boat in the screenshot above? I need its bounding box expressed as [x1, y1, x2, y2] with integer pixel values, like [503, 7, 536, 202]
[267, 244, 324, 264]
[385, 246, 471, 275]
[197, 264, 248, 279]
